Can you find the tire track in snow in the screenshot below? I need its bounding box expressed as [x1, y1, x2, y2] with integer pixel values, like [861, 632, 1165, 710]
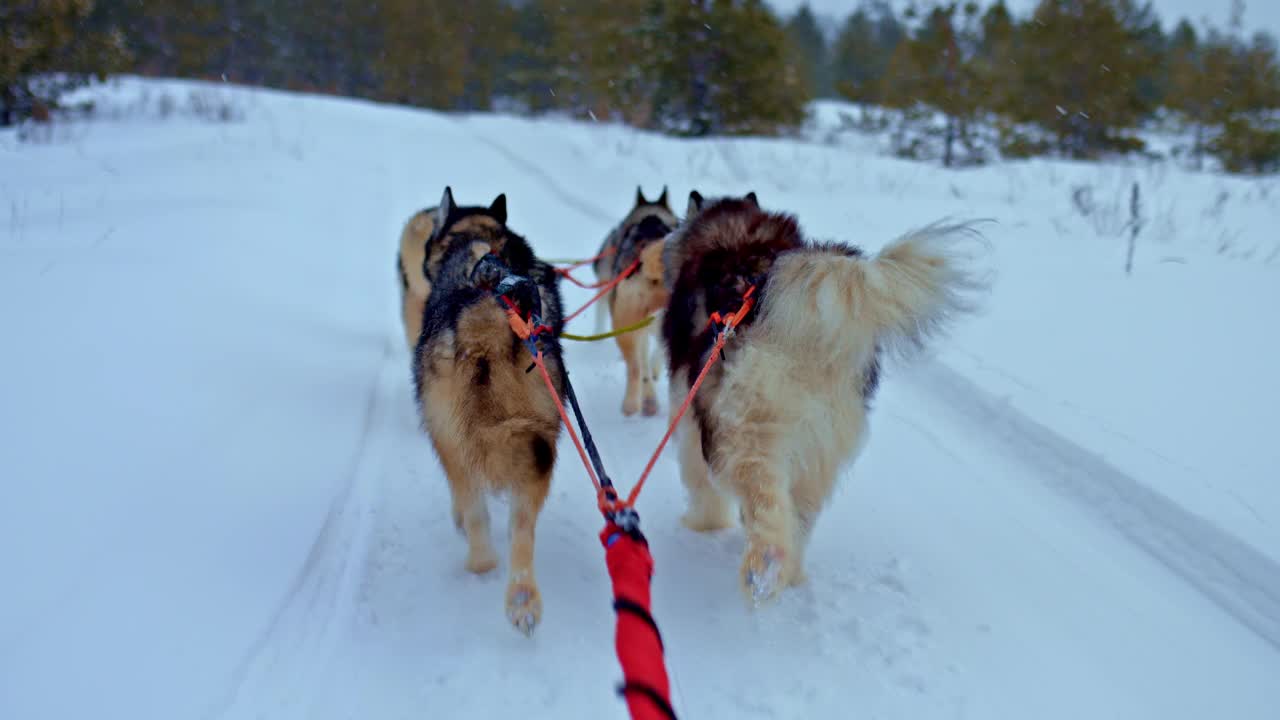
[206, 341, 396, 720]
[911, 360, 1280, 650]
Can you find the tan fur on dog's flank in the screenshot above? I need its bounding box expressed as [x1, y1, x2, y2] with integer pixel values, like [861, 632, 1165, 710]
[664, 196, 986, 606]
[610, 239, 670, 415]
[397, 209, 435, 349]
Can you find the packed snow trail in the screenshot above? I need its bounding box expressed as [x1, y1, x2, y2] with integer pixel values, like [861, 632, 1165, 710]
[3, 80, 1279, 719]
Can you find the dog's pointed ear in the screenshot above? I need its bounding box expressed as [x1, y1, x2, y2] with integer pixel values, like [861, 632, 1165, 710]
[657, 185, 669, 208]
[489, 193, 507, 224]
[436, 186, 456, 228]
[687, 190, 704, 216]
[636, 185, 647, 206]
[744, 191, 759, 208]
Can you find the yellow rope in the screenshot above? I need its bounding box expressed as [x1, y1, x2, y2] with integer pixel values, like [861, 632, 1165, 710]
[561, 316, 656, 342]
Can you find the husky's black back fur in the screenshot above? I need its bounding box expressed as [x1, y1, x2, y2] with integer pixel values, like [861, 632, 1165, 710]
[612, 214, 673, 277]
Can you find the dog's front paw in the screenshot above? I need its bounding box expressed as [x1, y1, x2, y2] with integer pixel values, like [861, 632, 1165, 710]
[740, 544, 787, 607]
[505, 581, 542, 636]
[465, 544, 499, 575]
[622, 396, 641, 416]
[642, 395, 659, 417]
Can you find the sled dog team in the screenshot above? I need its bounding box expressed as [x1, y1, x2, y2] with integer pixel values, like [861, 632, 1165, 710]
[397, 185, 986, 635]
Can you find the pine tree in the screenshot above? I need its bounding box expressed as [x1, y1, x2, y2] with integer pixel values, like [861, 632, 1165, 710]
[785, 4, 832, 97]
[881, 2, 985, 166]
[499, 0, 558, 113]
[975, 0, 1017, 114]
[1207, 29, 1280, 173]
[650, 0, 808, 137]
[711, 0, 810, 134]
[1164, 19, 1220, 167]
[1011, 0, 1160, 158]
[831, 2, 903, 106]
[545, 0, 659, 124]
[1, 0, 131, 126]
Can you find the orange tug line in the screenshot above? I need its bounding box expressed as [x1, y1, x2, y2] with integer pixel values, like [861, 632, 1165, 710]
[500, 284, 757, 720]
[503, 284, 757, 515]
[561, 257, 641, 324]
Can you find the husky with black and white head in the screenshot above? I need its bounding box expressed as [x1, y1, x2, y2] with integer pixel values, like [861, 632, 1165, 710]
[661, 190, 987, 605]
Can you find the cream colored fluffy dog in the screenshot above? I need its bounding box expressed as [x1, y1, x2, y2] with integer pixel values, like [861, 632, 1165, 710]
[661, 191, 986, 605]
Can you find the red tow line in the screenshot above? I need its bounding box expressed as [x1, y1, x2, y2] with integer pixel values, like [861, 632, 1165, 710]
[601, 523, 676, 720]
[501, 278, 758, 720]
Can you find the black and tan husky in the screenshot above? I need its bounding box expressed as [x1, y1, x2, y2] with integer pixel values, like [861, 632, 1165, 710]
[662, 191, 985, 605]
[592, 186, 680, 416]
[411, 187, 566, 635]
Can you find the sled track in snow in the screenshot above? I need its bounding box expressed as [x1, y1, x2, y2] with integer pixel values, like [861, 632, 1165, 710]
[913, 360, 1280, 650]
[206, 342, 397, 720]
[469, 133, 617, 225]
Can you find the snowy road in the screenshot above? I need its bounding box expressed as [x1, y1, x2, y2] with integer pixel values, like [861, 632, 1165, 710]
[207, 339, 1280, 720]
[3, 80, 1278, 719]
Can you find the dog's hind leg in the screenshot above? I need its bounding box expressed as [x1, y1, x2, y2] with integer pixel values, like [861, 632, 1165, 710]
[594, 294, 610, 334]
[673, 385, 733, 531]
[481, 429, 555, 636]
[717, 428, 797, 606]
[615, 317, 649, 417]
[436, 440, 498, 574]
[647, 313, 665, 385]
[786, 467, 837, 588]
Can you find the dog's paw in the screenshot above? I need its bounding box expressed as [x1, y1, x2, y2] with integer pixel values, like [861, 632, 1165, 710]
[465, 544, 499, 575]
[681, 509, 734, 533]
[505, 581, 542, 637]
[642, 395, 659, 417]
[741, 544, 786, 607]
[622, 396, 641, 417]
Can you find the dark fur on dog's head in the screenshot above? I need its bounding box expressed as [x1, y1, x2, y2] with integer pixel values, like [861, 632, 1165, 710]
[414, 192, 567, 404]
[593, 186, 680, 280]
[614, 213, 674, 278]
[662, 191, 803, 379]
[423, 187, 517, 283]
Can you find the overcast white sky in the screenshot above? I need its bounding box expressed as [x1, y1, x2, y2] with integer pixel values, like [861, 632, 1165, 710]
[769, 0, 1280, 39]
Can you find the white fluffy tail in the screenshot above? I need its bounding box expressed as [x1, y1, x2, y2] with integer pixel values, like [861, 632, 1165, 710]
[758, 221, 989, 369]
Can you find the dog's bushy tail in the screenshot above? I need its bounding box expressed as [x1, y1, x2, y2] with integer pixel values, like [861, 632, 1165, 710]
[758, 221, 990, 368]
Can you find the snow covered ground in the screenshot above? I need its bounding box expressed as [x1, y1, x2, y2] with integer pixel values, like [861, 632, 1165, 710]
[2, 77, 1278, 719]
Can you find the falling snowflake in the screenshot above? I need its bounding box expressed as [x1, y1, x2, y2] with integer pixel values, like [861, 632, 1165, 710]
[1056, 105, 1067, 115]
